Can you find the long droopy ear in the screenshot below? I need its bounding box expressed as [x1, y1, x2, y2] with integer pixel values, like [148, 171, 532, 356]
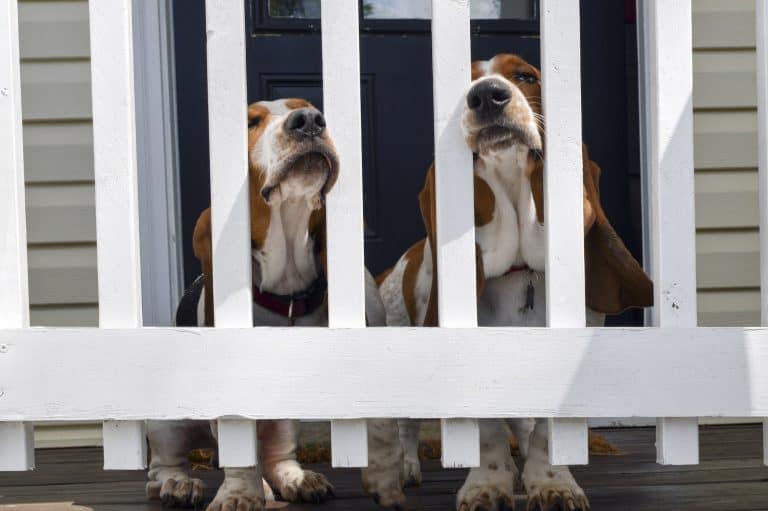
[419, 164, 486, 326]
[581, 146, 653, 313]
[528, 146, 653, 314]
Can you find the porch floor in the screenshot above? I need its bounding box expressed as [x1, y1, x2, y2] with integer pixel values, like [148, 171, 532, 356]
[2, 425, 768, 510]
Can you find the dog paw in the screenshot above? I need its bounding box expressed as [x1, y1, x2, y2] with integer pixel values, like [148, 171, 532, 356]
[362, 453, 407, 509]
[525, 483, 589, 511]
[362, 471, 407, 510]
[457, 468, 516, 511]
[371, 490, 407, 510]
[276, 469, 334, 503]
[206, 487, 264, 511]
[402, 456, 422, 487]
[457, 484, 515, 511]
[206, 474, 265, 511]
[146, 476, 206, 508]
[523, 470, 589, 511]
[206, 494, 263, 511]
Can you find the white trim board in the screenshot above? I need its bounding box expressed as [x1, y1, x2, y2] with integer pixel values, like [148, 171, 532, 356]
[3, 327, 768, 420]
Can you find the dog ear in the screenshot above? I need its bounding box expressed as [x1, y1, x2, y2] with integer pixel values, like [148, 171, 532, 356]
[527, 146, 652, 314]
[582, 146, 653, 314]
[192, 208, 215, 327]
[418, 164, 486, 326]
[418, 165, 440, 326]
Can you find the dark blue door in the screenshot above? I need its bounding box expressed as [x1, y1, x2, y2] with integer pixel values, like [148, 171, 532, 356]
[173, 0, 643, 325]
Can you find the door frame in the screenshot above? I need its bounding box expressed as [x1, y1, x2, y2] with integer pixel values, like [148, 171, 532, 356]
[133, 0, 185, 326]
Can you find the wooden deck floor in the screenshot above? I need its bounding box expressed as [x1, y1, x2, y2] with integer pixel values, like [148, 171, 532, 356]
[2, 425, 768, 510]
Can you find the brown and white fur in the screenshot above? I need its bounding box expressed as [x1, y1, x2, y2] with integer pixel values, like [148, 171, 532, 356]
[377, 54, 653, 511]
[146, 99, 401, 511]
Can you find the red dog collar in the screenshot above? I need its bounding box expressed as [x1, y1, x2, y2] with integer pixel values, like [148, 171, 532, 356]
[252, 275, 327, 320]
[504, 264, 530, 275]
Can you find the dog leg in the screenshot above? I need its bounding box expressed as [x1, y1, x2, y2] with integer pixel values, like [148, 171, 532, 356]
[361, 419, 406, 509]
[507, 417, 535, 460]
[146, 420, 210, 508]
[260, 420, 334, 503]
[397, 419, 422, 487]
[519, 419, 589, 511]
[456, 419, 516, 511]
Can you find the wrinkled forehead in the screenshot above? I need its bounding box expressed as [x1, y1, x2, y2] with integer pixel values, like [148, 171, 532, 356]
[248, 98, 313, 120]
[470, 53, 540, 82]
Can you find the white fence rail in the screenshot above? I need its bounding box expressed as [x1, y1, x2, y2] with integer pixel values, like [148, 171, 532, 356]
[2, 0, 768, 476]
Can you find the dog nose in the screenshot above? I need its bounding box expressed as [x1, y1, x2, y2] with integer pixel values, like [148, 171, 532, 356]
[285, 108, 326, 138]
[467, 79, 512, 118]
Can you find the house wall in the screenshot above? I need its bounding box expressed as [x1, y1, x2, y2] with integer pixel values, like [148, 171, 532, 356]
[20, 0, 98, 328]
[18, 0, 101, 447]
[693, 0, 760, 326]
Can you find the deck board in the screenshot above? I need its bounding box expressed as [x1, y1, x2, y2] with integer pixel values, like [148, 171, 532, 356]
[2, 425, 768, 510]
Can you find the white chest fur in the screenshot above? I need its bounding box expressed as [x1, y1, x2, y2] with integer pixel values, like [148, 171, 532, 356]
[474, 144, 546, 278]
[478, 270, 547, 327]
[253, 197, 320, 297]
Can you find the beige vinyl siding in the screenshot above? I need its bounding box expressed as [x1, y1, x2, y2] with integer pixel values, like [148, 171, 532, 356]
[20, 0, 98, 328]
[19, 0, 102, 447]
[692, 0, 760, 326]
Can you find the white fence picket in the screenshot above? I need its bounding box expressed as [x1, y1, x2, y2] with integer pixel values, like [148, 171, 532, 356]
[540, 0, 589, 466]
[0, 423, 33, 472]
[103, 421, 147, 470]
[756, 0, 768, 465]
[0, 0, 33, 471]
[204, 0, 256, 468]
[642, 0, 699, 465]
[88, 0, 146, 470]
[331, 419, 368, 468]
[320, 0, 369, 468]
[217, 419, 258, 468]
[431, 0, 479, 469]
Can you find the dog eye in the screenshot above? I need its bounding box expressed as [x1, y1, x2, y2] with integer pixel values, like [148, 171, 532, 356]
[248, 116, 261, 129]
[515, 73, 537, 84]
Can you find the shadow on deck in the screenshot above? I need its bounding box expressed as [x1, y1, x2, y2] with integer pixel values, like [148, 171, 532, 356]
[1, 425, 768, 510]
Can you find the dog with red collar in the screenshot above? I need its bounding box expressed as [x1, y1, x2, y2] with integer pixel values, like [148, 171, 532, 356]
[147, 98, 396, 511]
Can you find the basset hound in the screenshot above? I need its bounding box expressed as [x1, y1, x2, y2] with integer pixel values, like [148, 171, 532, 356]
[376, 54, 653, 511]
[145, 98, 396, 511]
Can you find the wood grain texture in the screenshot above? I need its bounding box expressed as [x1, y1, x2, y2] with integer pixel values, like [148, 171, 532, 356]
[3, 426, 768, 509]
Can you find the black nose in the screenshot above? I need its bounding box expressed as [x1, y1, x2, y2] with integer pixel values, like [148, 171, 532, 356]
[284, 108, 326, 138]
[467, 79, 512, 119]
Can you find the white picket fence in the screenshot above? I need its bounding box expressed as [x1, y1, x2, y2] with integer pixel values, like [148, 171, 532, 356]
[1, 0, 768, 476]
